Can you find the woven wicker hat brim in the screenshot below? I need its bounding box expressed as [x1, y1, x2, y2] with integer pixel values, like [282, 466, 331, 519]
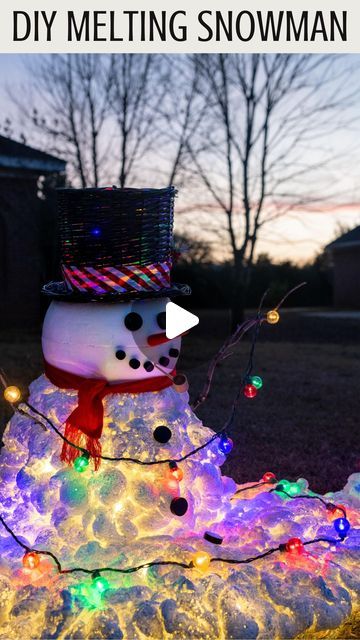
[42, 281, 191, 302]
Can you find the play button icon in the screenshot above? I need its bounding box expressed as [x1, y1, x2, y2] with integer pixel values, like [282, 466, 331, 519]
[165, 302, 199, 339]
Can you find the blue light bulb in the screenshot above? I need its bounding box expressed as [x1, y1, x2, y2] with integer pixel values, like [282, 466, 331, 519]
[333, 517, 350, 538]
[91, 227, 101, 236]
[218, 435, 234, 455]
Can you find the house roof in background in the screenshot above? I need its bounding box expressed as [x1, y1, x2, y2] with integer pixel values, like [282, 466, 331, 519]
[0, 135, 66, 173]
[326, 225, 360, 250]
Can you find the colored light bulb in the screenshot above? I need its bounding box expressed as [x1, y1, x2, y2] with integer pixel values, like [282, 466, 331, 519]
[266, 309, 280, 324]
[73, 455, 90, 473]
[218, 435, 234, 455]
[192, 551, 211, 573]
[244, 384, 257, 399]
[287, 482, 302, 497]
[91, 227, 101, 236]
[92, 574, 109, 593]
[331, 504, 347, 519]
[251, 376, 263, 389]
[275, 479, 291, 495]
[333, 517, 350, 538]
[4, 386, 21, 403]
[262, 472, 277, 483]
[170, 466, 184, 482]
[22, 552, 40, 569]
[285, 537, 304, 554]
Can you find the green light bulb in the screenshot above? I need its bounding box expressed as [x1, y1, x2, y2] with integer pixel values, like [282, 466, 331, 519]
[250, 376, 263, 390]
[275, 479, 291, 497]
[287, 482, 301, 497]
[74, 455, 90, 473]
[93, 575, 109, 593]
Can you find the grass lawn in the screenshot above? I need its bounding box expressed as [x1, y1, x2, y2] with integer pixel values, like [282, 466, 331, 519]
[0, 308, 359, 494]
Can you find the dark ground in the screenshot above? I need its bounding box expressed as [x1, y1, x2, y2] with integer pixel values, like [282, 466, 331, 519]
[0, 308, 359, 495]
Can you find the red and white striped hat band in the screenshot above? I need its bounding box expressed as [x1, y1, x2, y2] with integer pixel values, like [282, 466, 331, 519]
[62, 262, 171, 295]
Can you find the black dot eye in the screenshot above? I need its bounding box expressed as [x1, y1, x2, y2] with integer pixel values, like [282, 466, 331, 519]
[169, 348, 179, 358]
[124, 312, 143, 331]
[129, 358, 140, 369]
[157, 312, 166, 330]
[115, 350, 126, 360]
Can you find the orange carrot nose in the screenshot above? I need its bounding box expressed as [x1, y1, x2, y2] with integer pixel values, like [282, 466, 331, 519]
[147, 332, 169, 346]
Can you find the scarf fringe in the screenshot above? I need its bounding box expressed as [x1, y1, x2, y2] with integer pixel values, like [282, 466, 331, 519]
[61, 422, 102, 471]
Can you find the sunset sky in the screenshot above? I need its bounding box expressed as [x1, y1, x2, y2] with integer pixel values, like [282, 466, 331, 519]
[1, 53, 359, 264]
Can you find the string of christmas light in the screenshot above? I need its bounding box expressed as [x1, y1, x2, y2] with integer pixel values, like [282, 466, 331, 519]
[0, 508, 348, 581]
[272, 485, 349, 529]
[19, 401, 229, 466]
[191, 282, 306, 411]
[231, 472, 278, 498]
[0, 463, 351, 581]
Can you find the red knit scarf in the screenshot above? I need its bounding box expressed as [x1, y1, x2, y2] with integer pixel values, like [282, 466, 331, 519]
[44, 360, 175, 469]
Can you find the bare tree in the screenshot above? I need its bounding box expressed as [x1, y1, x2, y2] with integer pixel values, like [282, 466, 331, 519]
[187, 54, 359, 326]
[110, 54, 169, 188]
[158, 56, 210, 187]
[10, 54, 113, 187]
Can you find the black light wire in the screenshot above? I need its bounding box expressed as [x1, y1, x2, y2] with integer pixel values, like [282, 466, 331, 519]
[0, 506, 344, 578]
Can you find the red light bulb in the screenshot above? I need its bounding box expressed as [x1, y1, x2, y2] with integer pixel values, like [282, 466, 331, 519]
[22, 552, 40, 569]
[285, 538, 304, 554]
[244, 384, 257, 399]
[172, 467, 184, 482]
[262, 472, 277, 483]
[168, 462, 184, 482]
[334, 504, 347, 517]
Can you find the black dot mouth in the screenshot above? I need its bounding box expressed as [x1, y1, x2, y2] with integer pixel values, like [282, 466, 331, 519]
[129, 358, 141, 369]
[159, 356, 170, 367]
[115, 349, 126, 360]
[169, 348, 179, 358]
[144, 361, 154, 372]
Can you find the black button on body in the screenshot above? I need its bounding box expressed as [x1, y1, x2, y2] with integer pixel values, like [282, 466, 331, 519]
[170, 497, 188, 516]
[169, 348, 179, 358]
[159, 356, 170, 367]
[115, 350, 126, 360]
[153, 425, 172, 443]
[129, 358, 140, 369]
[204, 531, 223, 545]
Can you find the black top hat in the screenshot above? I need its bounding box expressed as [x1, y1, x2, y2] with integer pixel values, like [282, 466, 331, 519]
[42, 186, 190, 302]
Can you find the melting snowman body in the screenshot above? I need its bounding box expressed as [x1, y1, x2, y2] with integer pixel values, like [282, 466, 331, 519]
[42, 299, 181, 382]
[0, 301, 358, 639]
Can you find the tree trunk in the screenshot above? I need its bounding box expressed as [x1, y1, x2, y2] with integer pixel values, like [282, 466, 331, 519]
[230, 257, 247, 330]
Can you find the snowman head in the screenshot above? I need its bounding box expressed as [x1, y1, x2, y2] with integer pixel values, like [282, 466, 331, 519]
[42, 299, 181, 382]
